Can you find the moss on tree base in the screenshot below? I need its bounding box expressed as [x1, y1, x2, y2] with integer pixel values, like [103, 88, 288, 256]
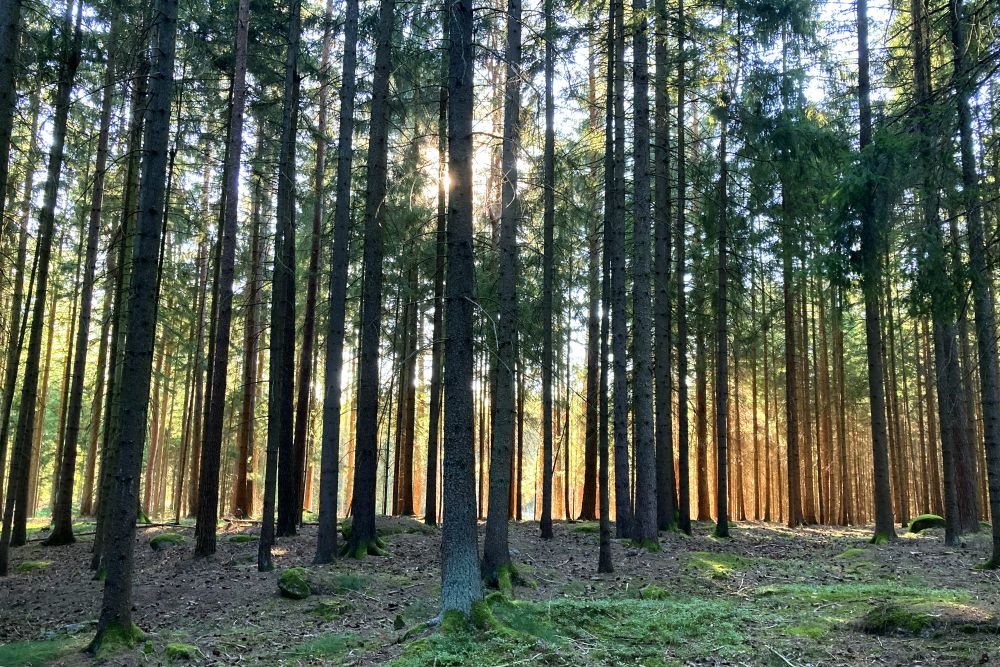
[88, 622, 145, 655]
[339, 536, 388, 559]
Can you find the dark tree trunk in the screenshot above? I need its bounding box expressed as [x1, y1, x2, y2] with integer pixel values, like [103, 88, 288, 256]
[343, 0, 395, 559]
[195, 0, 250, 557]
[89, 0, 177, 642]
[481, 0, 522, 586]
[580, 24, 600, 523]
[630, 0, 657, 547]
[0, 90, 38, 514]
[259, 0, 302, 569]
[439, 0, 484, 617]
[949, 0, 1000, 565]
[675, 0, 691, 535]
[0, 0, 22, 236]
[539, 0, 556, 541]
[610, 0, 631, 538]
[857, 0, 896, 542]
[1, 0, 82, 573]
[423, 6, 448, 528]
[653, 0, 675, 531]
[314, 0, 360, 562]
[714, 101, 730, 538]
[232, 132, 266, 519]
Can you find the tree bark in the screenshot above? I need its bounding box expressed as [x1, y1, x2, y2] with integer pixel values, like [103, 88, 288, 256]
[1, 0, 83, 573]
[343, 0, 395, 559]
[195, 0, 250, 557]
[439, 0, 484, 618]
[89, 0, 177, 641]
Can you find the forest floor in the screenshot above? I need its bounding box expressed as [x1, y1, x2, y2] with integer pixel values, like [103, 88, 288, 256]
[1, 516, 998, 666]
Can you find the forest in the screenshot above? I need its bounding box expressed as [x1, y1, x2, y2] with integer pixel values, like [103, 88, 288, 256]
[0, 0, 999, 662]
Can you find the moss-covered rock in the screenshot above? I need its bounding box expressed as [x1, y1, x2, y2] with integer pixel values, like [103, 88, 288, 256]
[165, 642, 200, 661]
[860, 603, 933, 635]
[278, 567, 311, 600]
[149, 532, 186, 550]
[15, 560, 51, 573]
[909, 514, 946, 534]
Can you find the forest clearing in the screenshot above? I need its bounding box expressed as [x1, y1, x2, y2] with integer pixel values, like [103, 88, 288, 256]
[1, 517, 998, 666]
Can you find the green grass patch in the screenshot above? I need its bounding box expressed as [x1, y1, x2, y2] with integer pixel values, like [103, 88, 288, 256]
[292, 632, 363, 661]
[394, 591, 749, 666]
[755, 582, 967, 606]
[685, 551, 750, 578]
[15, 560, 51, 573]
[834, 547, 868, 560]
[786, 623, 829, 639]
[227, 534, 258, 543]
[572, 521, 600, 534]
[0, 636, 83, 666]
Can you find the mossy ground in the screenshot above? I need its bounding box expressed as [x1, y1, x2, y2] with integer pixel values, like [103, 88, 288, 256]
[0, 636, 85, 666]
[3, 520, 997, 665]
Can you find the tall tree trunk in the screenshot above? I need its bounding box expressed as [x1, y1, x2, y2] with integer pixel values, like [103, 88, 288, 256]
[949, 0, 1000, 565]
[342, 0, 395, 559]
[0, 89, 39, 513]
[481, 0, 522, 585]
[539, 0, 556, 541]
[439, 0, 484, 617]
[260, 0, 302, 569]
[314, 0, 360, 562]
[675, 0, 691, 535]
[1, 0, 82, 573]
[89, 0, 177, 641]
[857, 0, 896, 542]
[715, 98, 730, 537]
[653, 0, 675, 531]
[232, 132, 266, 519]
[0, 0, 22, 236]
[423, 5, 448, 528]
[580, 24, 600, 523]
[195, 0, 250, 557]
[292, 0, 334, 528]
[630, 0, 657, 546]
[609, 0, 631, 538]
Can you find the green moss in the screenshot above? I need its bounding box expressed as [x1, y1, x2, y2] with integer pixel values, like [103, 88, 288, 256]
[640, 584, 671, 600]
[227, 534, 258, 543]
[572, 521, 600, 534]
[292, 632, 362, 661]
[786, 623, 828, 639]
[909, 514, 947, 533]
[860, 603, 933, 635]
[394, 591, 748, 666]
[278, 567, 311, 600]
[149, 532, 186, 550]
[311, 599, 354, 621]
[89, 622, 145, 656]
[0, 637, 82, 666]
[834, 547, 867, 559]
[469, 600, 494, 630]
[164, 642, 200, 661]
[439, 609, 470, 634]
[755, 582, 967, 607]
[686, 551, 749, 578]
[15, 560, 51, 573]
[630, 538, 661, 552]
[870, 532, 893, 545]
